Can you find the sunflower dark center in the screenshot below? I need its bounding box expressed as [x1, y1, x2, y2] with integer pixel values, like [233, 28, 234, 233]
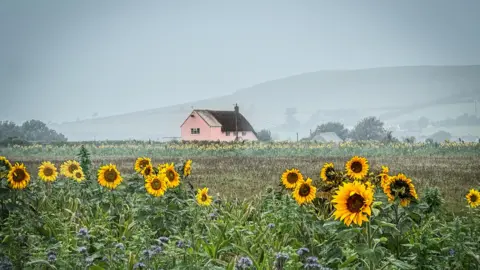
[75, 172, 82, 178]
[151, 179, 162, 190]
[391, 180, 411, 199]
[201, 194, 207, 201]
[351, 161, 363, 173]
[471, 194, 478, 203]
[12, 168, 26, 182]
[286, 172, 299, 184]
[167, 170, 175, 181]
[104, 169, 117, 182]
[347, 193, 365, 213]
[144, 167, 151, 175]
[139, 160, 149, 168]
[43, 167, 54, 177]
[68, 164, 79, 174]
[325, 167, 335, 180]
[298, 184, 311, 197]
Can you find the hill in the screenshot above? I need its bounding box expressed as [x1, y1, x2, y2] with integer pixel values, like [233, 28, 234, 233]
[51, 65, 480, 141]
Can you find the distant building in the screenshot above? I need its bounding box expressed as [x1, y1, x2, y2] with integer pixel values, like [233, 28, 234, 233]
[310, 132, 343, 143]
[180, 104, 258, 141]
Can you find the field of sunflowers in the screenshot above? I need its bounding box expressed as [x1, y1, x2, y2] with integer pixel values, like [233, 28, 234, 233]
[0, 141, 479, 269]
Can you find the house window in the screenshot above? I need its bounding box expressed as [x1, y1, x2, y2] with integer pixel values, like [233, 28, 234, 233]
[242, 131, 247, 136]
[191, 128, 200, 134]
[226, 131, 230, 136]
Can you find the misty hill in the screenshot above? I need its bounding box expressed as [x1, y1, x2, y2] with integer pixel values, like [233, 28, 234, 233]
[51, 65, 480, 141]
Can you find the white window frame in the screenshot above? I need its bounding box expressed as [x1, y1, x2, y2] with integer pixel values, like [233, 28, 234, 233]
[191, 128, 200, 134]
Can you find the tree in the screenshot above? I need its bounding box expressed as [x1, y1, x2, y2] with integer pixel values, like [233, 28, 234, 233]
[350, 116, 387, 141]
[257, 129, 272, 142]
[428, 130, 452, 143]
[0, 119, 67, 142]
[311, 122, 349, 141]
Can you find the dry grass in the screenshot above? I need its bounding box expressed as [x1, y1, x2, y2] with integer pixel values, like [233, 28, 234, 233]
[15, 155, 480, 212]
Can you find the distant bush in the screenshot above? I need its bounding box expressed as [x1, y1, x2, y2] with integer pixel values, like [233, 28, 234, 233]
[256, 129, 272, 142]
[0, 120, 67, 144]
[349, 116, 387, 141]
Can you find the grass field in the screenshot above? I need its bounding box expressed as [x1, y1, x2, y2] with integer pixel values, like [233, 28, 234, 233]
[1, 141, 480, 269]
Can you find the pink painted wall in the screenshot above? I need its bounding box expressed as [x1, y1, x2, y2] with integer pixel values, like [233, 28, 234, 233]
[181, 111, 258, 141]
[210, 127, 258, 141]
[181, 111, 212, 141]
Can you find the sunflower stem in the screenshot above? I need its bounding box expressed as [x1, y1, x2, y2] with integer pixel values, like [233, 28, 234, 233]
[365, 221, 374, 270]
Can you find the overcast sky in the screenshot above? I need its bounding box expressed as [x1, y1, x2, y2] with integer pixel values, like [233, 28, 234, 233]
[1, 0, 480, 124]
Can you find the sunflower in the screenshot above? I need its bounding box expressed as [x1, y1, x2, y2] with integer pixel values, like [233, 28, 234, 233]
[332, 181, 374, 226]
[38, 161, 58, 182]
[97, 164, 123, 189]
[466, 189, 480, 208]
[345, 156, 369, 180]
[141, 164, 154, 178]
[383, 173, 418, 207]
[281, 168, 304, 189]
[160, 163, 180, 188]
[320, 163, 336, 184]
[145, 174, 168, 197]
[196, 187, 212, 206]
[61, 160, 81, 178]
[134, 157, 152, 173]
[7, 163, 31, 189]
[72, 169, 86, 182]
[293, 177, 317, 205]
[0, 156, 12, 178]
[183, 159, 192, 177]
[379, 165, 390, 189]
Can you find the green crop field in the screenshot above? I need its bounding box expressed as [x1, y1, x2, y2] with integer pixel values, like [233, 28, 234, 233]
[1, 141, 479, 269]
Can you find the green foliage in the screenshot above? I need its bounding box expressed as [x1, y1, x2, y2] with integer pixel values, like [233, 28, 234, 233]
[350, 116, 387, 141]
[0, 166, 479, 269]
[311, 122, 349, 141]
[0, 120, 67, 143]
[77, 145, 92, 180]
[256, 129, 272, 142]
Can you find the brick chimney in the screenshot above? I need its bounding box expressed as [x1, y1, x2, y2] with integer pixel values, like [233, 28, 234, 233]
[234, 103, 239, 141]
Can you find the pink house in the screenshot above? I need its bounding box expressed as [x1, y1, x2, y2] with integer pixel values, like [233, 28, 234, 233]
[180, 104, 258, 141]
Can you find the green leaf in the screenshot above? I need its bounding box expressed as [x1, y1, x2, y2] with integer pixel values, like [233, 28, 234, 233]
[387, 258, 416, 269]
[338, 254, 358, 268]
[375, 220, 400, 232]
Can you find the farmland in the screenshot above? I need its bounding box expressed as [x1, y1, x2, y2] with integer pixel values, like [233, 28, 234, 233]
[1, 141, 480, 269]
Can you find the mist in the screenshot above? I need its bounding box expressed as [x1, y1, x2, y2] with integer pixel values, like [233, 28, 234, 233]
[1, 0, 480, 141]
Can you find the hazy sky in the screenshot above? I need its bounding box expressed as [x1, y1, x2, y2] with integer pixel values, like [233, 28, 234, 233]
[1, 0, 480, 124]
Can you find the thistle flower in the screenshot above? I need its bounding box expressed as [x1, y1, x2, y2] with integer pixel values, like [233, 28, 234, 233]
[133, 262, 147, 269]
[77, 227, 89, 238]
[296, 247, 309, 256]
[274, 253, 289, 269]
[235, 256, 253, 269]
[158, 236, 169, 244]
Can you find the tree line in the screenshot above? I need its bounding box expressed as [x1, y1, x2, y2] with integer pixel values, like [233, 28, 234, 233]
[257, 116, 396, 142]
[0, 120, 67, 144]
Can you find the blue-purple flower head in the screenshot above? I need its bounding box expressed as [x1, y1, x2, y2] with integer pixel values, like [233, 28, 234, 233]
[449, 249, 455, 256]
[235, 256, 253, 269]
[115, 243, 125, 250]
[77, 246, 87, 254]
[77, 228, 89, 238]
[267, 223, 275, 229]
[158, 236, 169, 245]
[142, 249, 154, 259]
[133, 262, 147, 269]
[274, 252, 289, 269]
[47, 251, 56, 263]
[303, 256, 331, 270]
[151, 245, 163, 255]
[296, 247, 310, 256]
